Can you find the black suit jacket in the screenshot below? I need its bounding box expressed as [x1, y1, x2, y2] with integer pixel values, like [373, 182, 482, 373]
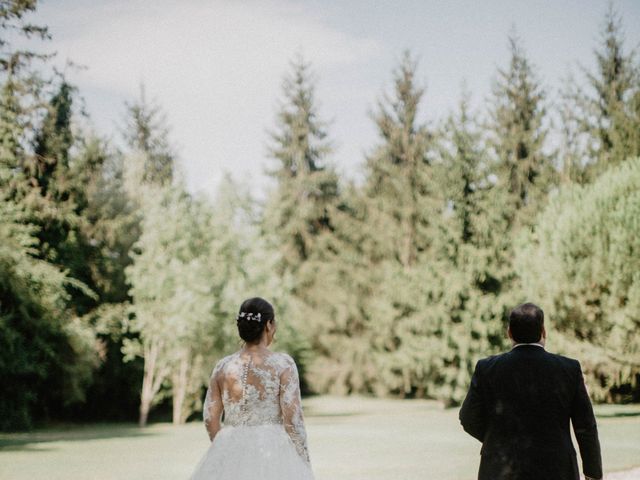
[459, 345, 602, 480]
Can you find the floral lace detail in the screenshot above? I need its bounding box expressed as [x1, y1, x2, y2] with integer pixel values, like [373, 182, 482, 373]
[203, 351, 310, 464]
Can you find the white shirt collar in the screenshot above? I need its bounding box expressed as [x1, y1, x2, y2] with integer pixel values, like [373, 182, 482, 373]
[512, 342, 544, 349]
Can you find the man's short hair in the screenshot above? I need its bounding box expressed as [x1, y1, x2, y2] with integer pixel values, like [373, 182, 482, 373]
[509, 303, 544, 343]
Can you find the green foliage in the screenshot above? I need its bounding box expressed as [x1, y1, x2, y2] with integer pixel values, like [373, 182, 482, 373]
[122, 85, 174, 186]
[488, 34, 556, 227]
[354, 52, 440, 397]
[0, 1, 49, 75]
[0, 12, 101, 426]
[124, 168, 298, 423]
[307, 52, 448, 399]
[363, 51, 435, 267]
[0, 0, 51, 168]
[517, 158, 640, 401]
[573, 4, 640, 177]
[428, 91, 515, 405]
[71, 138, 144, 422]
[124, 173, 212, 424]
[0, 189, 95, 430]
[264, 56, 340, 272]
[263, 56, 343, 388]
[3, 1, 640, 431]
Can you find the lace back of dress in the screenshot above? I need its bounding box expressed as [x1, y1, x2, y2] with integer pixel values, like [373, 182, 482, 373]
[219, 351, 282, 428]
[204, 350, 311, 464]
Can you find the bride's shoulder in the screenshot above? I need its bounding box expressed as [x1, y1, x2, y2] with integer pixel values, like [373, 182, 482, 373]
[211, 352, 239, 373]
[266, 351, 297, 371]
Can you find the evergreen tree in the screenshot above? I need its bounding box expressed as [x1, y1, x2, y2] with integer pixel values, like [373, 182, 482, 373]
[363, 52, 434, 268]
[440, 90, 483, 248]
[263, 56, 342, 389]
[0, 79, 24, 174]
[0, 0, 50, 119]
[488, 34, 556, 227]
[24, 81, 102, 315]
[122, 85, 174, 185]
[0, 0, 51, 184]
[69, 137, 144, 422]
[430, 90, 513, 404]
[0, 1, 49, 76]
[558, 77, 591, 184]
[0, 82, 98, 427]
[310, 52, 444, 398]
[359, 52, 440, 397]
[0, 190, 95, 430]
[579, 5, 640, 175]
[264, 56, 339, 274]
[31, 81, 74, 194]
[0, 2, 99, 429]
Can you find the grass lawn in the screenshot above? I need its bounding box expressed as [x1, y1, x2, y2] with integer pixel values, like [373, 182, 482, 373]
[1, 397, 639, 480]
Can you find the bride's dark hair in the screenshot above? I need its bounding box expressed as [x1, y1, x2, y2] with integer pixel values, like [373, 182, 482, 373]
[237, 297, 275, 343]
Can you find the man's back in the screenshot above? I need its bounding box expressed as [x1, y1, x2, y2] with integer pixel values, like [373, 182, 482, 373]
[459, 345, 602, 480]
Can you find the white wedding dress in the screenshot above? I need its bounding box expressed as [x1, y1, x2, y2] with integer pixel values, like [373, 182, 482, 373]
[189, 349, 314, 479]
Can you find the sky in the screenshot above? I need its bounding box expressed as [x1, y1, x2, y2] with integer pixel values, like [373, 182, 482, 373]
[29, 0, 640, 197]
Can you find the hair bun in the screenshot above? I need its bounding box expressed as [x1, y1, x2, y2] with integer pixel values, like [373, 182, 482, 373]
[236, 297, 274, 343]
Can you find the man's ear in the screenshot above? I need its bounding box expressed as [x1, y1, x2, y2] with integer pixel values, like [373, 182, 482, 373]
[540, 325, 546, 340]
[507, 326, 513, 340]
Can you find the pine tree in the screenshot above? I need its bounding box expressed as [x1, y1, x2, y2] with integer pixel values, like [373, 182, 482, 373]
[31, 81, 74, 195]
[0, 1, 49, 65]
[430, 89, 513, 404]
[312, 52, 444, 398]
[0, 188, 95, 429]
[0, 2, 98, 428]
[488, 33, 556, 227]
[361, 52, 437, 398]
[122, 85, 174, 185]
[363, 51, 434, 268]
[558, 77, 590, 184]
[20, 81, 104, 318]
[262, 56, 343, 388]
[0, 0, 51, 179]
[440, 90, 483, 248]
[75, 137, 144, 422]
[580, 4, 640, 175]
[0, 79, 24, 175]
[264, 56, 340, 276]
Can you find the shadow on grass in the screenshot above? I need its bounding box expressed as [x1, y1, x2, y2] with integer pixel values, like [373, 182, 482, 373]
[306, 411, 362, 418]
[594, 404, 640, 419]
[596, 411, 640, 418]
[0, 424, 156, 452]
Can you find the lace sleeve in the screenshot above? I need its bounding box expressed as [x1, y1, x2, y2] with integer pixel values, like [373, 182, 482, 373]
[203, 361, 224, 441]
[279, 354, 310, 464]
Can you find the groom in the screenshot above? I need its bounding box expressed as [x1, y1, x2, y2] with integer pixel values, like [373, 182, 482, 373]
[459, 303, 602, 480]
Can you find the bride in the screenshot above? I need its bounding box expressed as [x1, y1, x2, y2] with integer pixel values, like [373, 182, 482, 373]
[190, 297, 314, 479]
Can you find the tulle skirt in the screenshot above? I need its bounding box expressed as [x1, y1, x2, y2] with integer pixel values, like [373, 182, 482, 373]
[189, 424, 315, 480]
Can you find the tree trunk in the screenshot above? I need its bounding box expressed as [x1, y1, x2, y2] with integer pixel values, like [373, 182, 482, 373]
[139, 401, 150, 428]
[172, 353, 189, 425]
[138, 338, 168, 427]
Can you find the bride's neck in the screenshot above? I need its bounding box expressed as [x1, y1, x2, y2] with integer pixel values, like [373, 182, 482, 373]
[242, 341, 270, 352]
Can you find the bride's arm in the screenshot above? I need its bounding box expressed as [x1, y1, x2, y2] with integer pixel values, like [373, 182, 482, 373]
[279, 355, 311, 464]
[203, 364, 224, 441]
